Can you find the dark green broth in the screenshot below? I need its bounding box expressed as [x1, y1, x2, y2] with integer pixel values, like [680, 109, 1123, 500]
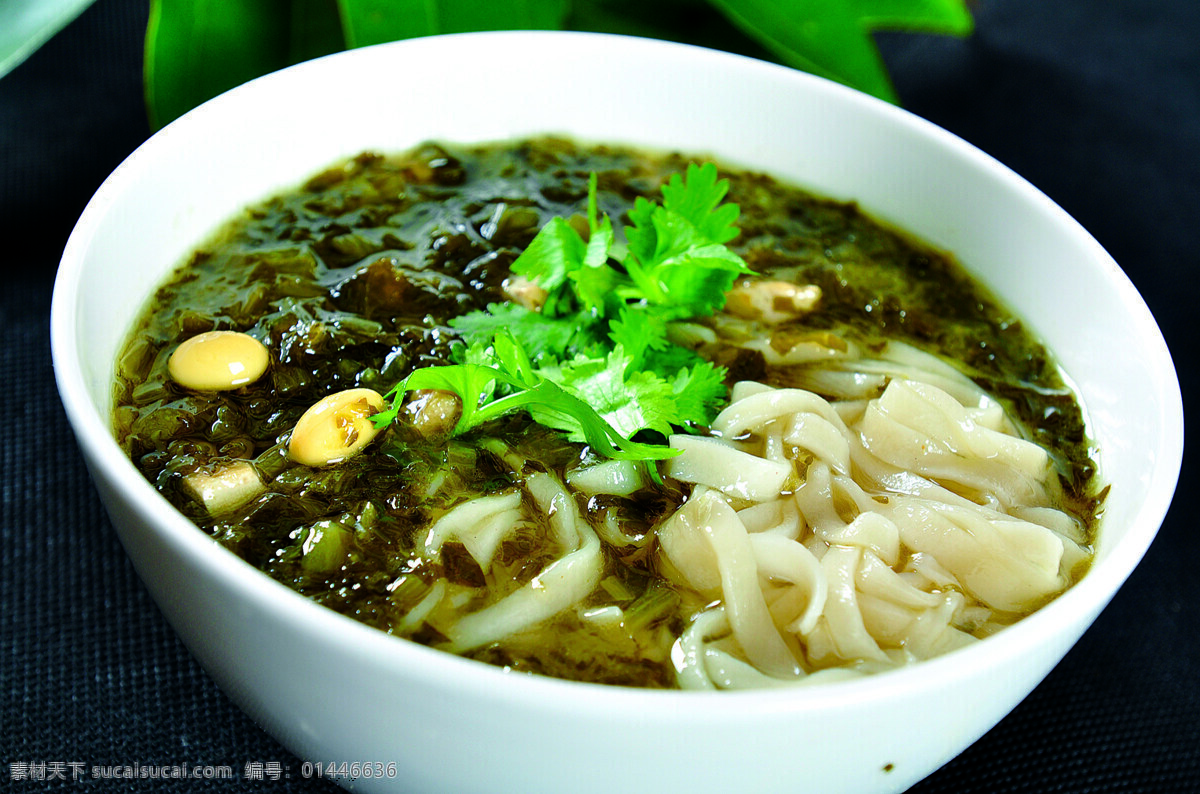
[113, 137, 1099, 687]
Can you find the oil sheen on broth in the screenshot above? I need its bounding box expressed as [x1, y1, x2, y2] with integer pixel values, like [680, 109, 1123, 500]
[112, 138, 1103, 689]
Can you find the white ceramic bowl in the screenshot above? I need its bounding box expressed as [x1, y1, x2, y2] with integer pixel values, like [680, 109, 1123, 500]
[52, 31, 1183, 794]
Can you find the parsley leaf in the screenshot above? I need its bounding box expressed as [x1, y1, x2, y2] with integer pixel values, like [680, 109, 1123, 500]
[372, 332, 677, 462]
[659, 160, 741, 244]
[608, 307, 670, 368]
[668, 360, 728, 427]
[622, 163, 754, 317]
[375, 163, 751, 461]
[534, 345, 677, 441]
[449, 301, 603, 363]
[510, 173, 617, 318]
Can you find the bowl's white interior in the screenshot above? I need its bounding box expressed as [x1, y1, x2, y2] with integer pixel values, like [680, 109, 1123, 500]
[52, 31, 1183, 794]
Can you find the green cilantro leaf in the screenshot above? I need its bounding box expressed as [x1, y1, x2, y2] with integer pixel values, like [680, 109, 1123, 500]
[622, 164, 754, 316]
[668, 360, 729, 427]
[449, 301, 604, 363]
[660, 162, 741, 244]
[534, 346, 677, 441]
[608, 307, 670, 368]
[373, 332, 678, 462]
[369, 359, 497, 432]
[644, 344, 709, 383]
[375, 163, 752, 462]
[509, 216, 583, 293]
[645, 242, 753, 318]
[510, 173, 617, 318]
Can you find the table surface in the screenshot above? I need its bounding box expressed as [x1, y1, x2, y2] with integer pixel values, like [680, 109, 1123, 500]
[3, 0, 1198, 791]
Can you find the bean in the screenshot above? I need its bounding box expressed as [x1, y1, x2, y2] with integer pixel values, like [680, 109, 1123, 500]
[168, 330, 269, 391]
[288, 388, 385, 467]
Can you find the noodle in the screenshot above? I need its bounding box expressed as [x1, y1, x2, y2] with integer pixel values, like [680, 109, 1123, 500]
[113, 138, 1101, 688]
[661, 375, 1090, 687]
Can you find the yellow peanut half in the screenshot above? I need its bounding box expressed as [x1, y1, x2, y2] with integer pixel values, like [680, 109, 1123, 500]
[289, 388, 386, 467]
[168, 330, 270, 391]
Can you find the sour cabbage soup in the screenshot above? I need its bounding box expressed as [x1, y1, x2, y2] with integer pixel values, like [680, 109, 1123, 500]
[112, 138, 1103, 689]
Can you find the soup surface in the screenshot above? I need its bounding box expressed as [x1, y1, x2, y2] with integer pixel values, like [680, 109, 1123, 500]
[114, 138, 1102, 688]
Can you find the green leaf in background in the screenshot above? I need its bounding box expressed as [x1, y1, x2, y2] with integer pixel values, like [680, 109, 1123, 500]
[145, 0, 343, 129]
[0, 0, 97, 80]
[566, 0, 768, 57]
[336, 0, 569, 47]
[141, 0, 972, 128]
[707, 0, 973, 103]
[289, 0, 349, 63]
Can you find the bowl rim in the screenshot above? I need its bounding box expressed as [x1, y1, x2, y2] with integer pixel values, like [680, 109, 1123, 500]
[50, 29, 1185, 716]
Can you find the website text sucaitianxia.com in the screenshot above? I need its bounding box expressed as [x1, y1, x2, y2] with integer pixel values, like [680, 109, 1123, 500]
[9, 760, 401, 783]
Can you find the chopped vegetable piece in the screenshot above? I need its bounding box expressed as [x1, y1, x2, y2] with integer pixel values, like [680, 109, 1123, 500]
[181, 460, 265, 515]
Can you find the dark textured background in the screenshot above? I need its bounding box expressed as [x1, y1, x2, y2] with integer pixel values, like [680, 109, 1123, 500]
[3, 0, 1197, 791]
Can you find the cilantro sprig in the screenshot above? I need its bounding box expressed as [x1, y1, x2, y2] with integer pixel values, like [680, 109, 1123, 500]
[370, 332, 675, 461]
[510, 165, 750, 323]
[372, 163, 752, 461]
